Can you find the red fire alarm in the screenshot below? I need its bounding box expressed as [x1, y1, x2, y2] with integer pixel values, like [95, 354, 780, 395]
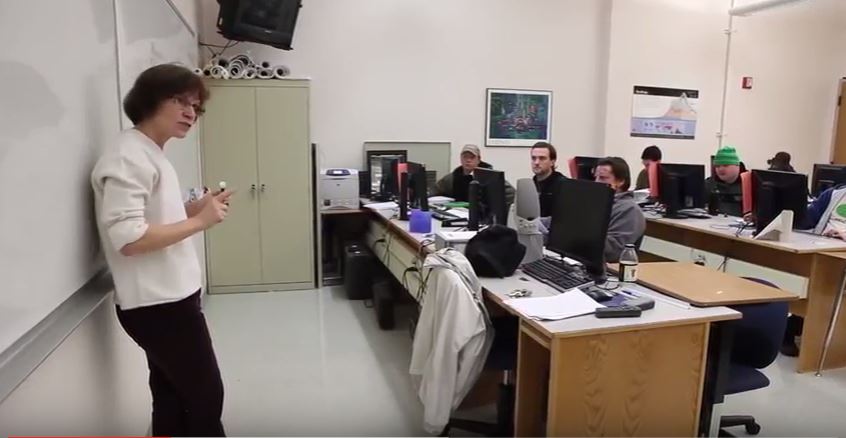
[742, 77, 754, 89]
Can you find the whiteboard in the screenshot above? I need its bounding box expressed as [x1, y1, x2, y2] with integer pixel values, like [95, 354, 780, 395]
[0, 0, 120, 354]
[114, 0, 206, 284]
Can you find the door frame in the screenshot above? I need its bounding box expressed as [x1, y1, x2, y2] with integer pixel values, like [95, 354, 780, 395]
[829, 78, 846, 164]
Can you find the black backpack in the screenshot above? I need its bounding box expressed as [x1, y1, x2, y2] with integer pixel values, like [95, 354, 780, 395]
[465, 225, 526, 278]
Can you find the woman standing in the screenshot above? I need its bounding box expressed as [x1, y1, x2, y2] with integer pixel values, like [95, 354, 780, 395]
[91, 64, 230, 436]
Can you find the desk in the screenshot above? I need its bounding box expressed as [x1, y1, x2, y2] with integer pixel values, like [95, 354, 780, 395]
[363, 208, 741, 436]
[645, 214, 846, 373]
[632, 262, 797, 307]
[482, 276, 738, 437]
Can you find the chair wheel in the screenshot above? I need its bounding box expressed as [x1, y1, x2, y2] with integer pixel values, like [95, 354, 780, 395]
[745, 422, 761, 435]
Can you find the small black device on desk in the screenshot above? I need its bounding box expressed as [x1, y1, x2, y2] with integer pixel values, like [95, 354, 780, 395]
[584, 286, 615, 302]
[595, 305, 642, 318]
[431, 209, 468, 227]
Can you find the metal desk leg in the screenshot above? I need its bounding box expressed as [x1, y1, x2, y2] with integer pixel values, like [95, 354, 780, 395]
[816, 267, 846, 376]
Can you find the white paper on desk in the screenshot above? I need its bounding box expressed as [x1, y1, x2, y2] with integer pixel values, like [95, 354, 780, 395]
[428, 196, 454, 204]
[363, 201, 398, 211]
[446, 208, 469, 219]
[504, 289, 603, 321]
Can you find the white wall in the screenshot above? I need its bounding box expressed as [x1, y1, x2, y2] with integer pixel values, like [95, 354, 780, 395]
[0, 297, 149, 437]
[604, 0, 732, 173]
[198, 0, 613, 183]
[170, 0, 199, 35]
[724, 0, 846, 175]
[605, 0, 846, 177]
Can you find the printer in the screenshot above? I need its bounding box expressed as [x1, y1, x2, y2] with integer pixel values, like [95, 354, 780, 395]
[320, 168, 359, 210]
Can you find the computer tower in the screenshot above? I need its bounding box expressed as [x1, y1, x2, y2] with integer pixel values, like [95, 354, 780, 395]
[372, 278, 395, 330]
[343, 244, 374, 300]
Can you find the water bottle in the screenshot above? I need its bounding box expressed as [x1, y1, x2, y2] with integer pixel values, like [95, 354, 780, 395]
[619, 244, 639, 283]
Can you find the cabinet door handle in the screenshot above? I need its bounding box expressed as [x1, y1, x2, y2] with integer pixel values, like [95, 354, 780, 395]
[250, 184, 257, 194]
[260, 183, 267, 192]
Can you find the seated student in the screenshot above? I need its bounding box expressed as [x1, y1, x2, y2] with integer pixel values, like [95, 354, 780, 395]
[803, 185, 846, 238]
[775, 184, 846, 356]
[594, 157, 646, 263]
[530, 141, 567, 217]
[434, 144, 515, 204]
[635, 145, 662, 190]
[705, 146, 745, 217]
[768, 151, 796, 172]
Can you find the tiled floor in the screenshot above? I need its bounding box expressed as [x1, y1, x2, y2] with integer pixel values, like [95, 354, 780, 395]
[205, 287, 846, 437]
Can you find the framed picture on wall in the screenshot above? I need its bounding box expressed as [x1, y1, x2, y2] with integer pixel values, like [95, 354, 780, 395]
[485, 88, 552, 147]
[630, 85, 699, 140]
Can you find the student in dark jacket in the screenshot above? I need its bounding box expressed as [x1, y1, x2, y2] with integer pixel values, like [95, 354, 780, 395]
[530, 142, 567, 217]
[434, 144, 515, 204]
[768, 151, 796, 173]
[705, 146, 744, 217]
[635, 145, 662, 190]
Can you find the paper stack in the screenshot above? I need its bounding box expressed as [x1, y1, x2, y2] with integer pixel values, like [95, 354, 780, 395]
[504, 289, 604, 321]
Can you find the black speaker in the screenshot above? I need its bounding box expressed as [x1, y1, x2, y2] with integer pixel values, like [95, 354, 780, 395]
[399, 172, 409, 220]
[359, 170, 371, 197]
[468, 180, 480, 231]
[217, 0, 302, 50]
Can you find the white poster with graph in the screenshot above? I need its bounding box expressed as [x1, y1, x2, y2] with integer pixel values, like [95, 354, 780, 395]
[630, 85, 699, 140]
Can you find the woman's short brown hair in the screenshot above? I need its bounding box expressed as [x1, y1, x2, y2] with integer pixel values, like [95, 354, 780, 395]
[123, 64, 209, 124]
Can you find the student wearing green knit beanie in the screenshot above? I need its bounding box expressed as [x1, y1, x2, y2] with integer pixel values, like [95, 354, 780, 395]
[705, 146, 744, 217]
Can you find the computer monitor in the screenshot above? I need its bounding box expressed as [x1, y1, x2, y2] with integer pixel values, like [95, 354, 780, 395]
[376, 156, 402, 201]
[405, 161, 429, 211]
[472, 168, 508, 226]
[366, 150, 406, 197]
[657, 163, 706, 218]
[547, 178, 614, 278]
[752, 170, 808, 235]
[570, 156, 600, 180]
[811, 164, 846, 197]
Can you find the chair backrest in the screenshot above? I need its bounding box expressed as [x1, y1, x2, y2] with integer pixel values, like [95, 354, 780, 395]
[729, 277, 789, 369]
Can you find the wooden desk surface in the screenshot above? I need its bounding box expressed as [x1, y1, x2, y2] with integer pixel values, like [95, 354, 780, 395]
[646, 214, 846, 254]
[481, 275, 740, 340]
[634, 262, 797, 307]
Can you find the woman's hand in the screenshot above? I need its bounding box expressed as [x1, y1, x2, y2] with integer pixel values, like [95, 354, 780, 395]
[186, 190, 233, 217]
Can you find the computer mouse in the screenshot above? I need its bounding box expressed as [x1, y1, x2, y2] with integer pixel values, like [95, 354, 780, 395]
[585, 287, 615, 302]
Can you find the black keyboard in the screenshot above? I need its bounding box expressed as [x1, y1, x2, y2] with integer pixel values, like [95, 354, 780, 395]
[432, 211, 459, 221]
[521, 257, 593, 292]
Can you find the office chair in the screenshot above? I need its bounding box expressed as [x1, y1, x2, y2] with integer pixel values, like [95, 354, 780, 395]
[719, 277, 788, 437]
[442, 316, 518, 437]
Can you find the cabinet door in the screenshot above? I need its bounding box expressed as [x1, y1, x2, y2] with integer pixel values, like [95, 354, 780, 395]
[202, 86, 262, 288]
[256, 86, 314, 285]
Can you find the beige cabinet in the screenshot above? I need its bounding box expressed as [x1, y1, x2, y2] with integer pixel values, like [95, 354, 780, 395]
[201, 79, 315, 293]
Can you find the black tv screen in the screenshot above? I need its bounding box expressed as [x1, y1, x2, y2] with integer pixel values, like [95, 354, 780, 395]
[217, 0, 302, 51]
